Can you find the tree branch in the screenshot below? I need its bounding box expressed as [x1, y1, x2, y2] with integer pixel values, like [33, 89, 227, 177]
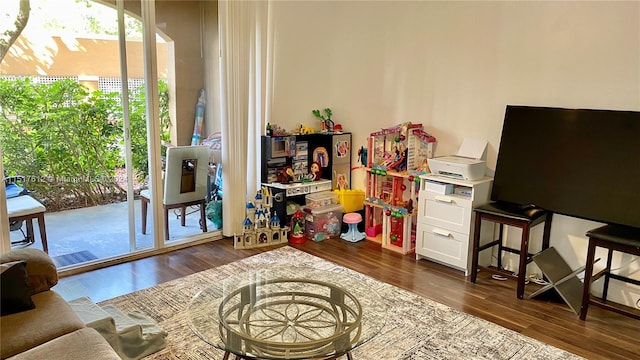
[0, 0, 31, 63]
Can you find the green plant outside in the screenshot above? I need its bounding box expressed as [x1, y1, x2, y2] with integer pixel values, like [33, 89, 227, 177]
[128, 80, 171, 183]
[0, 77, 170, 211]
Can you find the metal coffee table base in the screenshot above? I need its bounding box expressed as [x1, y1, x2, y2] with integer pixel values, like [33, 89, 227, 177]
[218, 278, 362, 360]
[188, 267, 387, 360]
[221, 350, 354, 360]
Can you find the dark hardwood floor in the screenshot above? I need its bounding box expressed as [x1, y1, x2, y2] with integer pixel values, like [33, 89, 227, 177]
[55, 238, 640, 360]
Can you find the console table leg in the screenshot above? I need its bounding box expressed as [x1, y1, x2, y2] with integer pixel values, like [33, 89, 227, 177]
[346, 351, 354, 360]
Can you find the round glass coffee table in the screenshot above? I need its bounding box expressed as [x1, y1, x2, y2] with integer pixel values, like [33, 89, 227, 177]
[187, 266, 387, 359]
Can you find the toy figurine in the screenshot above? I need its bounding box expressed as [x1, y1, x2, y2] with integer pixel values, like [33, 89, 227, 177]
[309, 161, 322, 181]
[277, 166, 295, 183]
[289, 209, 306, 244]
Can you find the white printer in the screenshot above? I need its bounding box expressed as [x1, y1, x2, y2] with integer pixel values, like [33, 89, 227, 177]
[428, 138, 487, 181]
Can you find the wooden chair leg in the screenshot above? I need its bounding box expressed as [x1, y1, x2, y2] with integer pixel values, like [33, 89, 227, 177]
[25, 218, 35, 244]
[141, 199, 148, 234]
[164, 206, 170, 241]
[36, 213, 48, 253]
[200, 201, 207, 233]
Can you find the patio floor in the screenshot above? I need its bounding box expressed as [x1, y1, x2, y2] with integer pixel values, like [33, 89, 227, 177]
[9, 200, 218, 266]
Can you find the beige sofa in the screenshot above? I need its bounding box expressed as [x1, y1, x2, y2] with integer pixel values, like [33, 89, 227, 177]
[0, 248, 120, 360]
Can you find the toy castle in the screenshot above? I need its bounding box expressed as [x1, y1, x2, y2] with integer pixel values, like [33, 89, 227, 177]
[234, 187, 289, 249]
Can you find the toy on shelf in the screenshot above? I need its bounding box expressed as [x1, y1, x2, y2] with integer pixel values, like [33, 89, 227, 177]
[266, 123, 288, 137]
[234, 187, 289, 249]
[276, 166, 295, 184]
[363, 122, 436, 255]
[308, 161, 322, 181]
[294, 124, 316, 135]
[312, 108, 334, 132]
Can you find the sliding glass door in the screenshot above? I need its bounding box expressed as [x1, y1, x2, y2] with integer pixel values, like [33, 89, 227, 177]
[2, 0, 222, 265]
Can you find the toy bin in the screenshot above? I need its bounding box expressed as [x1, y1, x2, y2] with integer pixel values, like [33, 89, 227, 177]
[305, 191, 338, 208]
[333, 189, 365, 213]
[304, 203, 343, 241]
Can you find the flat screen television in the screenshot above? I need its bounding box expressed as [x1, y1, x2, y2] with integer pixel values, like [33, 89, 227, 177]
[491, 105, 640, 229]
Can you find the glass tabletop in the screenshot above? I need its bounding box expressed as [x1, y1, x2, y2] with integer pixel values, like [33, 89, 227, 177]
[187, 266, 387, 359]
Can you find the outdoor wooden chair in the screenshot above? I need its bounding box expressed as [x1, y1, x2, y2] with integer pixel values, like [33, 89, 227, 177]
[140, 145, 209, 240]
[5, 174, 49, 253]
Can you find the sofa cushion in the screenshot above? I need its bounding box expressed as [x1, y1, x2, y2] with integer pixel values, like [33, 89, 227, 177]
[0, 291, 85, 359]
[7, 327, 120, 360]
[1, 261, 36, 316]
[0, 249, 57, 295]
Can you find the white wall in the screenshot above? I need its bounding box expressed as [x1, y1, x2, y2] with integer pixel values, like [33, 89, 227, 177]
[268, 1, 640, 307]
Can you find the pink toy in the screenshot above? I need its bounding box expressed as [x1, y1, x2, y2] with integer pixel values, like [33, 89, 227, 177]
[341, 212, 365, 242]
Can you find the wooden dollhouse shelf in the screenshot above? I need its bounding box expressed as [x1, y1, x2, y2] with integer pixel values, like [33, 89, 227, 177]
[363, 122, 435, 256]
[382, 243, 415, 255]
[362, 200, 414, 215]
[365, 233, 382, 244]
[364, 168, 419, 179]
[364, 233, 415, 255]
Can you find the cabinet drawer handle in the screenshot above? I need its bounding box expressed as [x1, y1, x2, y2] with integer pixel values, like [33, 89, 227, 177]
[433, 228, 451, 237]
[435, 196, 453, 203]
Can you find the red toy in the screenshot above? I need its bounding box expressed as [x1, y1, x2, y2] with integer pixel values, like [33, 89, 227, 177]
[289, 209, 306, 244]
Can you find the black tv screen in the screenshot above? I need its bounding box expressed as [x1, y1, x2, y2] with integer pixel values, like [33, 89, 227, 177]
[491, 105, 640, 229]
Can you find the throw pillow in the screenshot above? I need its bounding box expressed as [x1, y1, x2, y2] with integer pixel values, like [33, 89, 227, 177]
[0, 248, 58, 294]
[1, 260, 36, 315]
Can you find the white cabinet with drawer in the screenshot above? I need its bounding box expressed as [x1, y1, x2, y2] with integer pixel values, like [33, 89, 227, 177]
[416, 175, 492, 275]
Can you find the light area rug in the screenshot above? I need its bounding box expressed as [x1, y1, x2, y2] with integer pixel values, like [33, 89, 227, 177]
[98, 246, 583, 360]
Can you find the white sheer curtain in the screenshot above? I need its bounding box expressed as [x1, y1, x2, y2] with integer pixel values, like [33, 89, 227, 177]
[219, 0, 272, 236]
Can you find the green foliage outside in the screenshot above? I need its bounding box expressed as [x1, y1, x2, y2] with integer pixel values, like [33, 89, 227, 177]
[0, 77, 170, 211]
[128, 80, 171, 183]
